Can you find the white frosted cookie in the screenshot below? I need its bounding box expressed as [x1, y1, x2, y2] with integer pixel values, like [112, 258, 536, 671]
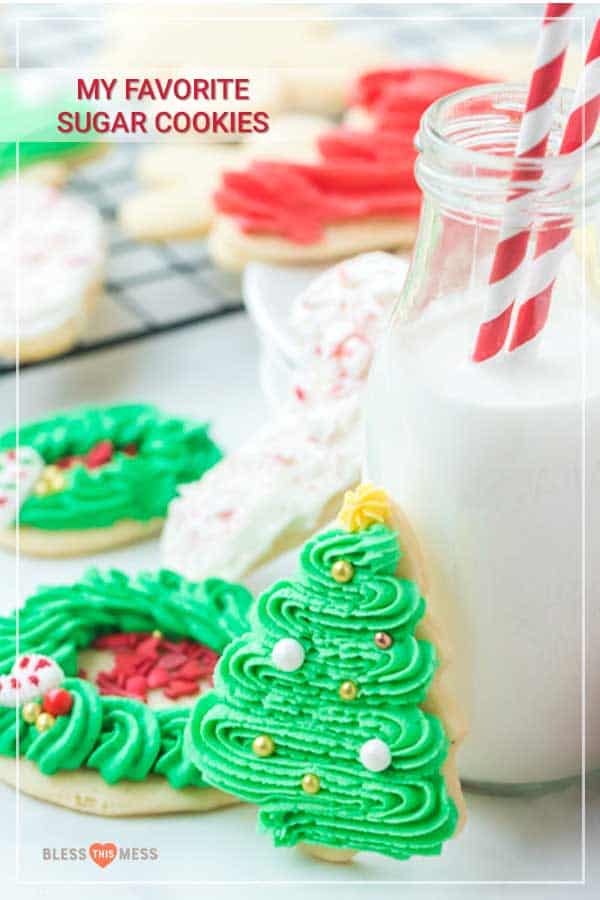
[0, 180, 104, 363]
[290, 251, 408, 403]
[163, 252, 408, 582]
[119, 114, 329, 241]
[161, 399, 361, 582]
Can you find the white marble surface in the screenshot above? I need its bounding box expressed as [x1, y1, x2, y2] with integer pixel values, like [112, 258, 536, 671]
[0, 313, 598, 898]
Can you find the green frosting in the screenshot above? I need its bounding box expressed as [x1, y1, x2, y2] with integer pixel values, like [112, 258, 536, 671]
[188, 523, 458, 861]
[87, 697, 161, 784]
[154, 708, 206, 789]
[0, 404, 222, 530]
[0, 77, 99, 178]
[0, 706, 35, 756]
[0, 569, 253, 789]
[26, 678, 102, 775]
[0, 568, 251, 676]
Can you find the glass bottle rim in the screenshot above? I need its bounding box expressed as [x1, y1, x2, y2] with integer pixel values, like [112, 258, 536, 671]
[415, 82, 600, 216]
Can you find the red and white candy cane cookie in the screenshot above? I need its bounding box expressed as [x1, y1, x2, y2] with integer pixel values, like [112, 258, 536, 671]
[0, 654, 64, 707]
[290, 252, 408, 404]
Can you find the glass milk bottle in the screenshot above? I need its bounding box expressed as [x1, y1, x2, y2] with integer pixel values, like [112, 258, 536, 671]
[366, 84, 600, 791]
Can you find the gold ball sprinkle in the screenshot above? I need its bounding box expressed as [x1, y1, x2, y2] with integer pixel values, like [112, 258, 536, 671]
[339, 680, 358, 701]
[47, 473, 65, 491]
[301, 773, 321, 794]
[252, 734, 275, 758]
[34, 481, 50, 496]
[152, 630, 163, 639]
[35, 712, 56, 733]
[374, 631, 393, 650]
[22, 701, 41, 724]
[331, 559, 354, 584]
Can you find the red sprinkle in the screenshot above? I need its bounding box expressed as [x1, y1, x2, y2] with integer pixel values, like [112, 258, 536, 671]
[43, 687, 73, 716]
[147, 667, 170, 689]
[163, 680, 200, 700]
[56, 455, 81, 469]
[125, 676, 147, 697]
[90, 630, 220, 702]
[158, 652, 187, 671]
[121, 443, 138, 456]
[85, 440, 114, 469]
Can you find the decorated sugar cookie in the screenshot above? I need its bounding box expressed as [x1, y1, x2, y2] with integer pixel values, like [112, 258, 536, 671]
[188, 483, 466, 862]
[0, 447, 44, 529]
[0, 404, 222, 557]
[0, 74, 103, 182]
[344, 67, 488, 132]
[208, 140, 420, 271]
[0, 179, 105, 363]
[119, 114, 329, 242]
[0, 568, 252, 815]
[161, 398, 360, 582]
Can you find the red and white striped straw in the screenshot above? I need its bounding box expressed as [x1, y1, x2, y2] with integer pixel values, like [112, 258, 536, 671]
[508, 19, 600, 352]
[472, 3, 574, 363]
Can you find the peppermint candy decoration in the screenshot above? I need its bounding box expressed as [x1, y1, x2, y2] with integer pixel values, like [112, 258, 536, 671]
[0, 654, 64, 707]
[0, 447, 44, 528]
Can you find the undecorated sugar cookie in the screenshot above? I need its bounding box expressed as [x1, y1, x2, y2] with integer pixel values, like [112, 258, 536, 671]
[101, 4, 390, 115]
[0, 569, 252, 815]
[0, 180, 105, 363]
[0, 404, 222, 557]
[187, 483, 467, 862]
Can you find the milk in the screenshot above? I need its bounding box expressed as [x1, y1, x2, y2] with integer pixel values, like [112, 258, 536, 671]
[366, 288, 600, 786]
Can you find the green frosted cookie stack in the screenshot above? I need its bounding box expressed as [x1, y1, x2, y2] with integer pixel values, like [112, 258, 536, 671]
[187, 485, 459, 861]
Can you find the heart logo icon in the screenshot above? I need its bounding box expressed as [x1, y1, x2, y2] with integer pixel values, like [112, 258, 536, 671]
[89, 842, 118, 868]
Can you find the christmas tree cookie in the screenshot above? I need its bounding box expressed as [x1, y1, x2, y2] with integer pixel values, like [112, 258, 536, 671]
[0, 568, 252, 815]
[188, 483, 466, 863]
[0, 404, 222, 557]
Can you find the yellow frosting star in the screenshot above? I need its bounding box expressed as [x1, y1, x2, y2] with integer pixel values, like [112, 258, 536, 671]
[338, 483, 392, 532]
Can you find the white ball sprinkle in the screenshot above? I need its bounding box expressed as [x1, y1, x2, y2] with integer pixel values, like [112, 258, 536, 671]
[271, 638, 305, 673]
[359, 738, 392, 772]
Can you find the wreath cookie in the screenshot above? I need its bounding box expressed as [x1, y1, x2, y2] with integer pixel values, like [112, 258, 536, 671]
[0, 567, 252, 815]
[0, 404, 222, 557]
[188, 484, 466, 863]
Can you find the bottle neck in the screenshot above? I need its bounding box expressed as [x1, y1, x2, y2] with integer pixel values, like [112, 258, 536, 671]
[414, 83, 599, 229]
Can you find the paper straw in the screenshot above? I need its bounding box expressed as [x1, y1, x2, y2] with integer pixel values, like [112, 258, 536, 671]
[508, 19, 600, 352]
[472, 3, 574, 363]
